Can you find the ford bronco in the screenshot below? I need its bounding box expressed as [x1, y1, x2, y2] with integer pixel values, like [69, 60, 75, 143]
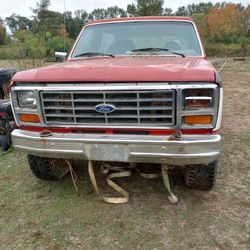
[10, 17, 222, 191]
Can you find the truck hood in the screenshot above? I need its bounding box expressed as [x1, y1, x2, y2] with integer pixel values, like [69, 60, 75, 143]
[12, 57, 215, 83]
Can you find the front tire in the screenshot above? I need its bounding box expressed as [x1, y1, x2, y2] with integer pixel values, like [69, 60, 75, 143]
[27, 155, 70, 180]
[0, 135, 10, 151]
[185, 161, 218, 190]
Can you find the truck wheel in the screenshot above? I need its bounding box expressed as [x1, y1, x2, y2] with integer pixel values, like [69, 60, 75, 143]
[27, 155, 70, 180]
[185, 161, 218, 190]
[0, 135, 10, 151]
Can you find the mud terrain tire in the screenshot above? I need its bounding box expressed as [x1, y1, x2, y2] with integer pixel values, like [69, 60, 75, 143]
[185, 161, 218, 190]
[0, 135, 10, 151]
[27, 155, 70, 180]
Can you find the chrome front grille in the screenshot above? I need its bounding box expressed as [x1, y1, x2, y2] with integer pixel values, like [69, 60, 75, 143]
[41, 89, 176, 127]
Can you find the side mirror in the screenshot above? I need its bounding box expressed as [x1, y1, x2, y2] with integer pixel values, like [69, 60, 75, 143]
[55, 52, 67, 61]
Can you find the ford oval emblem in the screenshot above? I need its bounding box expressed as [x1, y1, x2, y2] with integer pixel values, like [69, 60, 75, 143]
[95, 104, 115, 113]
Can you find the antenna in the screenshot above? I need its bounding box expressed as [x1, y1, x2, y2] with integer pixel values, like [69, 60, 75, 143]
[63, 0, 66, 52]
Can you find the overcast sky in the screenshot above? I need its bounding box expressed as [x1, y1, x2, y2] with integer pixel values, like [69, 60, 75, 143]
[0, 0, 248, 19]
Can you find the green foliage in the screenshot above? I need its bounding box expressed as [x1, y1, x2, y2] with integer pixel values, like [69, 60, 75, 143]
[106, 6, 127, 18]
[31, 0, 51, 15]
[0, 18, 7, 45]
[89, 8, 108, 20]
[68, 10, 88, 39]
[127, 4, 137, 17]
[176, 2, 213, 16]
[206, 4, 244, 44]
[127, 0, 164, 16]
[175, 6, 187, 16]
[89, 6, 127, 20]
[204, 42, 250, 57]
[32, 10, 64, 36]
[0, 45, 17, 59]
[163, 8, 173, 16]
[237, 36, 250, 56]
[5, 14, 32, 33]
[19, 33, 46, 58]
[237, 35, 250, 45]
[45, 35, 73, 56]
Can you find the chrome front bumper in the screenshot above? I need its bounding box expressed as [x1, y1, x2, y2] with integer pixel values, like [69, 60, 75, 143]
[12, 129, 221, 165]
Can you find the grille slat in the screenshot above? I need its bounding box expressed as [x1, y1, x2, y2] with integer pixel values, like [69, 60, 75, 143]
[41, 89, 176, 127]
[44, 106, 174, 111]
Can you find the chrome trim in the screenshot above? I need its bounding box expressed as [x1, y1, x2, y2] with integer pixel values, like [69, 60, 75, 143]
[55, 51, 67, 59]
[185, 96, 212, 101]
[179, 84, 219, 129]
[12, 83, 217, 91]
[11, 83, 219, 130]
[68, 19, 205, 59]
[215, 70, 222, 87]
[40, 88, 175, 127]
[12, 129, 221, 165]
[11, 89, 44, 127]
[130, 152, 219, 158]
[213, 87, 223, 131]
[10, 92, 19, 126]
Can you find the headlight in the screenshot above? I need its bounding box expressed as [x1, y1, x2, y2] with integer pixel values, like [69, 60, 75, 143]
[183, 89, 213, 109]
[180, 85, 218, 128]
[18, 91, 37, 108]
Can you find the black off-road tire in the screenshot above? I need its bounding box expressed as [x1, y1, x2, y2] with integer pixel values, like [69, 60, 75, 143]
[185, 161, 218, 190]
[27, 155, 70, 180]
[0, 135, 10, 151]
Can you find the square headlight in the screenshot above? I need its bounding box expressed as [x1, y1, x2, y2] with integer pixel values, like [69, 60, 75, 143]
[18, 91, 37, 108]
[183, 89, 214, 109]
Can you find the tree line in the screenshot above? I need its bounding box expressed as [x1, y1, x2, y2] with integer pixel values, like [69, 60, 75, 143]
[0, 0, 249, 59]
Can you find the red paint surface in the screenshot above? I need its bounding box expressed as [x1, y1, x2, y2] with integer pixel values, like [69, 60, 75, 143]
[19, 126, 215, 135]
[87, 16, 194, 25]
[12, 57, 215, 83]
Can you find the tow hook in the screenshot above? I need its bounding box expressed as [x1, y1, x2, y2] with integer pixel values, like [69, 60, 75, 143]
[169, 130, 183, 141]
[39, 130, 52, 137]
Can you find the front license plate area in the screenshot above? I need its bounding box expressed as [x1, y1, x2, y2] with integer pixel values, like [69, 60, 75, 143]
[90, 144, 127, 161]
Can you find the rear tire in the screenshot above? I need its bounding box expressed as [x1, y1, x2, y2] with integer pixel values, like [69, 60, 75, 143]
[27, 155, 70, 180]
[185, 161, 218, 190]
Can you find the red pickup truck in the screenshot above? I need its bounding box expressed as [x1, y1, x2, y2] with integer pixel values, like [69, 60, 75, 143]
[10, 16, 222, 190]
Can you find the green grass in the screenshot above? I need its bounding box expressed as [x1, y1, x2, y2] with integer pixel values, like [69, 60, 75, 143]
[0, 59, 250, 249]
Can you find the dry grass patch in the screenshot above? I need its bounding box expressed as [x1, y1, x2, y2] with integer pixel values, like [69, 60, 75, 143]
[0, 59, 249, 249]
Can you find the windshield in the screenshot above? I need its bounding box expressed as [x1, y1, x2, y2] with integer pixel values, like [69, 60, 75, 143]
[71, 21, 202, 58]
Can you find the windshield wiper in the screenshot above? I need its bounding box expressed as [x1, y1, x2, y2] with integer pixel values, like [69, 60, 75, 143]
[131, 47, 185, 58]
[74, 52, 115, 58]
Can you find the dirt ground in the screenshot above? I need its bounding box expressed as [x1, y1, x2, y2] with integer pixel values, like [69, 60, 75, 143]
[0, 58, 249, 249]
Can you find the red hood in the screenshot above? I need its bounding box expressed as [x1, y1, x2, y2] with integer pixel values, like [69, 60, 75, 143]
[12, 57, 215, 83]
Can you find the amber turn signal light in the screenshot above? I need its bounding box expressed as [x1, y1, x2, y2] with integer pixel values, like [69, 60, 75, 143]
[19, 114, 40, 123]
[184, 115, 211, 125]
